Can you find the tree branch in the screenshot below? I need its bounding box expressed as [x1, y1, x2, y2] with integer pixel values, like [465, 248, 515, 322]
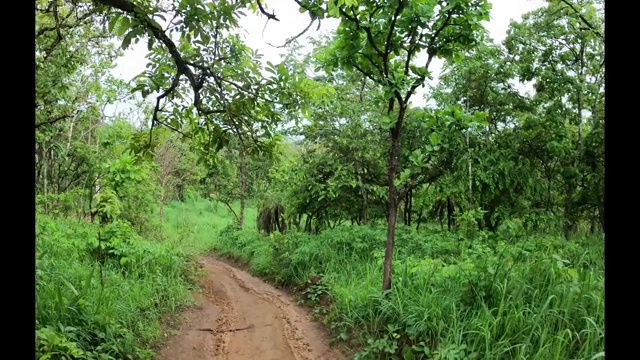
[340, 7, 385, 58]
[351, 62, 382, 86]
[356, 51, 385, 78]
[267, 18, 316, 48]
[220, 198, 240, 224]
[94, 0, 223, 123]
[384, 1, 405, 56]
[256, 0, 279, 21]
[403, 26, 420, 77]
[428, 11, 453, 54]
[36, 113, 74, 129]
[557, 0, 604, 40]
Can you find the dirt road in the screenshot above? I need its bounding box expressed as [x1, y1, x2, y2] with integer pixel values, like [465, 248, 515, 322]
[158, 256, 346, 360]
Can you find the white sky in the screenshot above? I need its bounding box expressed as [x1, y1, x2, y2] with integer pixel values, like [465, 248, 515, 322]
[109, 0, 545, 119]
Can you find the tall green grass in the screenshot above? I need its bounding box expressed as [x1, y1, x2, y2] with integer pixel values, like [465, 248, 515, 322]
[169, 198, 605, 360]
[36, 213, 195, 359]
[159, 195, 257, 255]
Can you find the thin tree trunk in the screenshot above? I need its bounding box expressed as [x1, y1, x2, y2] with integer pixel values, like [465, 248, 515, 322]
[66, 114, 76, 152]
[358, 171, 368, 225]
[305, 214, 312, 233]
[403, 190, 411, 226]
[382, 103, 406, 292]
[598, 205, 604, 234]
[35, 144, 41, 191]
[416, 208, 424, 231]
[577, 42, 585, 148]
[363, 190, 368, 225]
[463, 100, 473, 208]
[564, 41, 586, 240]
[88, 180, 95, 223]
[239, 148, 246, 228]
[407, 188, 412, 227]
[402, 193, 408, 226]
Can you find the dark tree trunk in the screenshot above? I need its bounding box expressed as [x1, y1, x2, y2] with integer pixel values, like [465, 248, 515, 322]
[304, 214, 313, 233]
[415, 208, 424, 231]
[314, 214, 323, 234]
[401, 197, 407, 226]
[363, 191, 369, 225]
[358, 171, 368, 225]
[274, 205, 285, 233]
[176, 183, 184, 202]
[382, 103, 406, 292]
[403, 189, 413, 226]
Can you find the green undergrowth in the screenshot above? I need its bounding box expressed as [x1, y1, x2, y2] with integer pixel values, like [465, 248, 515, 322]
[36, 213, 198, 360]
[205, 214, 604, 359]
[159, 195, 258, 255]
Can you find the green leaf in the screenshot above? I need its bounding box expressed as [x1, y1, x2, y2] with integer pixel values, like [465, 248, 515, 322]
[116, 16, 131, 36]
[201, 33, 211, 45]
[380, 115, 396, 128]
[452, 52, 465, 63]
[473, 111, 488, 125]
[108, 13, 121, 33]
[429, 132, 439, 145]
[121, 29, 136, 50]
[61, 278, 79, 296]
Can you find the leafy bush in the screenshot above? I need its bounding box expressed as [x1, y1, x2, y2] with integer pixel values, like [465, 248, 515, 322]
[101, 155, 159, 235]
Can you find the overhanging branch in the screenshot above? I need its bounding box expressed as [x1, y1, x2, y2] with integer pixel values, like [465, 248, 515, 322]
[257, 0, 279, 21]
[557, 0, 604, 40]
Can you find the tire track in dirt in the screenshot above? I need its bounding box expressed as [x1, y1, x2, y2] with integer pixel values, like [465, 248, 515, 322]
[158, 255, 345, 360]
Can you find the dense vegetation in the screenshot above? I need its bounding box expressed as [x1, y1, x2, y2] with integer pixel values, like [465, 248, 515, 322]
[36, 0, 604, 359]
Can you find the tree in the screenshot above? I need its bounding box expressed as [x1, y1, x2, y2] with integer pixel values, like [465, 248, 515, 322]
[316, 0, 491, 291]
[36, 0, 121, 212]
[431, 39, 537, 232]
[505, 0, 604, 238]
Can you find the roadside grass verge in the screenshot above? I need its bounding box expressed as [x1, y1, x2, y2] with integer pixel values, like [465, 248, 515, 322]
[36, 213, 196, 360]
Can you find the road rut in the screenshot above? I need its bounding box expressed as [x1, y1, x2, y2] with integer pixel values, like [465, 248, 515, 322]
[158, 256, 345, 360]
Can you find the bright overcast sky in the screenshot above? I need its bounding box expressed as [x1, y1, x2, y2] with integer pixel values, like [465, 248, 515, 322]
[109, 0, 545, 119]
